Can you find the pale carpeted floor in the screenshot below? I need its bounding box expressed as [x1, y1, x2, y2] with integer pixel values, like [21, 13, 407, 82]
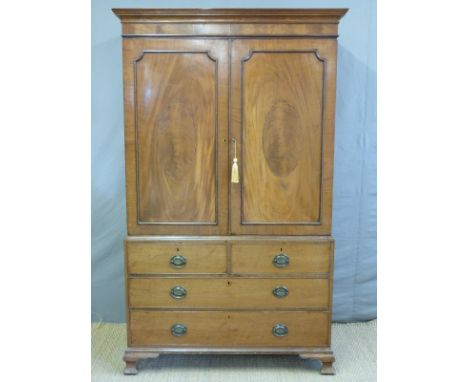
[92, 320, 376, 382]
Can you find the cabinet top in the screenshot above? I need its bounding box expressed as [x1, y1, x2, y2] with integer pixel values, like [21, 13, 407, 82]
[112, 8, 348, 24]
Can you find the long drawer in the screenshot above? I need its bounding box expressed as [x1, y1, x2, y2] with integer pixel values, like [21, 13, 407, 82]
[126, 241, 227, 274]
[128, 278, 329, 309]
[129, 310, 329, 347]
[231, 241, 330, 274]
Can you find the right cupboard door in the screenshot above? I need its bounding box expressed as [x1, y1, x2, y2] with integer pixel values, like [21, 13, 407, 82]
[230, 39, 337, 235]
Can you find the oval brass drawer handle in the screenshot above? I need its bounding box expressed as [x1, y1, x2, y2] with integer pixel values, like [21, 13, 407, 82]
[272, 323, 288, 337]
[273, 253, 289, 268]
[171, 323, 187, 337]
[273, 285, 289, 298]
[170, 286, 187, 299]
[170, 255, 187, 268]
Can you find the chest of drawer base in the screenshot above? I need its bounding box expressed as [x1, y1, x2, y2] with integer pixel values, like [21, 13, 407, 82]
[123, 237, 335, 363]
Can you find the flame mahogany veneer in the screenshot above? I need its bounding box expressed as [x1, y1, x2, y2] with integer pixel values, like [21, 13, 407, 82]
[113, 8, 347, 376]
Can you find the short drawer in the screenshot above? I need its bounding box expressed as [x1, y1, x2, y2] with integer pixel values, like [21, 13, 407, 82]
[126, 241, 227, 274]
[128, 278, 329, 309]
[231, 242, 330, 274]
[129, 310, 329, 347]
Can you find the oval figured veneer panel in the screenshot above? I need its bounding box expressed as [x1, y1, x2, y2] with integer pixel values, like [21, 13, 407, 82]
[135, 52, 217, 224]
[262, 100, 303, 177]
[241, 51, 324, 224]
[157, 103, 197, 183]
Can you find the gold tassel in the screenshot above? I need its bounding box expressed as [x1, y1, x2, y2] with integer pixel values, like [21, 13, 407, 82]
[231, 137, 239, 183]
[231, 157, 239, 183]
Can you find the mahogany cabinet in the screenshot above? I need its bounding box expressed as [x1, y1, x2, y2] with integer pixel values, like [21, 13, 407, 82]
[113, 8, 347, 376]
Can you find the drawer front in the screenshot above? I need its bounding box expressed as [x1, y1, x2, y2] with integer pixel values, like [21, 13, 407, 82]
[231, 242, 330, 274]
[129, 310, 329, 347]
[126, 242, 227, 274]
[128, 278, 329, 309]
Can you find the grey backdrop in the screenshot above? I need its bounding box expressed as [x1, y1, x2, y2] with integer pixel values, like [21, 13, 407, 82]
[92, 0, 376, 323]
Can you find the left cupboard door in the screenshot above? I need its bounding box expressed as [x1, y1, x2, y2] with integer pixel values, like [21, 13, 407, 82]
[122, 40, 229, 235]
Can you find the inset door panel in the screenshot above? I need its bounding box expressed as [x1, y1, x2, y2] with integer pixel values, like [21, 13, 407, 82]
[136, 52, 216, 224]
[123, 40, 229, 235]
[231, 39, 337, 235]
[242, 51, 322, 224]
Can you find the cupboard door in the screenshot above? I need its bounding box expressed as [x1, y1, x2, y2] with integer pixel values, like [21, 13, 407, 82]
[230, 39, 337, 235]
[123, 40, 228, 235]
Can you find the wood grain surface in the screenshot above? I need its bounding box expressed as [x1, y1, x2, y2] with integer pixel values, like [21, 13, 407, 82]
[230, 38, 337, 235]
[231, 241, 330, 274]
[128, 278, 329, 309]
[127, 241, 227, 274]
[122, 39, 229, 235]
[113, 8, 348, 25]
[136, 51, 216, 224]
[129, 310, 329, 347]
[114, 8, 346, 373]
[121, 23, 340, 37]
[242, 51, 323, 224]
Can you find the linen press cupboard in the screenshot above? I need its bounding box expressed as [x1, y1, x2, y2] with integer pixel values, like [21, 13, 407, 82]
[113, 8, 348, 376]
